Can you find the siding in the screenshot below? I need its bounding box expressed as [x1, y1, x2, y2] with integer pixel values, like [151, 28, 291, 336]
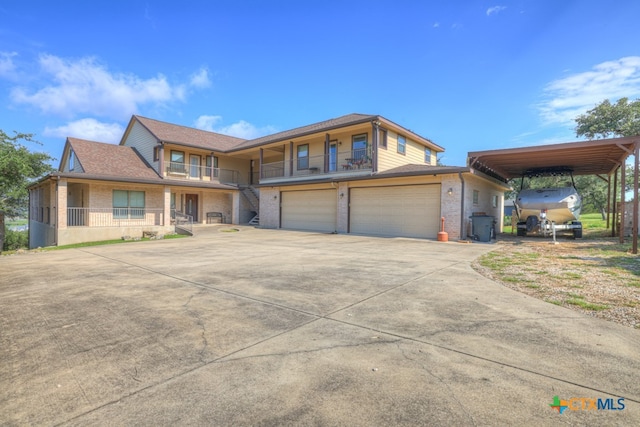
[378, 131, 431, 172]
[123, 121, 159, 173]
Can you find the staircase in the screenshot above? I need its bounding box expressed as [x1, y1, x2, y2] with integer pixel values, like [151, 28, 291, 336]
[241, 186, 260, 226]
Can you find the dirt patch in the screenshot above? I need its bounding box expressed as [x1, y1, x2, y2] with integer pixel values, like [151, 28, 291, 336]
[472, 232, 640, 329]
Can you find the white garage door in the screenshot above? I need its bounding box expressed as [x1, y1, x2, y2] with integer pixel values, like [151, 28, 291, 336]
[350, 185, 441, 238]
[281, 190, 337, 232]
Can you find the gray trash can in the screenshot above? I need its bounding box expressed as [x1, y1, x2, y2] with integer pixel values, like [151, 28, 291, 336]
[470, 215, 494, 242]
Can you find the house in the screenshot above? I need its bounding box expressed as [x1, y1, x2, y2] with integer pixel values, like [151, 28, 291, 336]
[28, 113, 508, 248]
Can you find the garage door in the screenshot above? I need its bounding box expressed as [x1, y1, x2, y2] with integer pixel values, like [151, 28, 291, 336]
[350, 185, 441, 238]
[281, 190, 337, 232]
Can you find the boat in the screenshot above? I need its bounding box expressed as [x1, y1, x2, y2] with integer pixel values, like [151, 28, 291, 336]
[515, 186, 582, 224]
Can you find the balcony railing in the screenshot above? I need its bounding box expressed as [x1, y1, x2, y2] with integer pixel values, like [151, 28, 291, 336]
[67, 208, 165, 227]
[165, 162, 241, 185]
[260, 148, 372, 180]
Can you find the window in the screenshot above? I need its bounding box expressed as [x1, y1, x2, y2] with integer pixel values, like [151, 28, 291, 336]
[473, 190, 479, 205]
[153, 146, 160, 161]
[205, 156, 212, 177]
[379, 128, 388, 149]
[297, 144, 309, 170]
[492, 195, 499, 208]
[69, 150, 75, 171]
[190, 155, 201, 178]
[424, 148, 432, 164]
[352, 134, 367, 160]
[170, 150, 185, 173]
[113, 190, 145, 219]
[397, 135, 406, 155]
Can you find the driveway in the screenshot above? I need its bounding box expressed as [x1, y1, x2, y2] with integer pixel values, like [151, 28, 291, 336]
[1, 227, 638, 425]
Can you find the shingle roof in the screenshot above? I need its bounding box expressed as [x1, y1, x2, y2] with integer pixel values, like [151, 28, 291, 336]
[133, 115, 246, 151]
[230, 113, 378, 151]
[67, 137, 161, 180]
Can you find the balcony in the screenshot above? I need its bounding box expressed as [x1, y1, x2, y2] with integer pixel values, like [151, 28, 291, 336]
[165, 162, 241, 185]
[261, 148, 372, 182]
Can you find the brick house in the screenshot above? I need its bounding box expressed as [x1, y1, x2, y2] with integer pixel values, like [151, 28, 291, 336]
[28, 113, 508, 248]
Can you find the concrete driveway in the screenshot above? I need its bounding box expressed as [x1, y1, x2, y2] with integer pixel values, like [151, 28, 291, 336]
[1, 227, 638, 426]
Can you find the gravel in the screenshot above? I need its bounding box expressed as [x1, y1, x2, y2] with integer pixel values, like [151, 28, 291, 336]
[472, 233, 640, 329]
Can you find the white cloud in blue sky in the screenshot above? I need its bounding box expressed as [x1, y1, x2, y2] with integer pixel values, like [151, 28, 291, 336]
[10, 54, 185, 120]
[189, 68, 211, 89]
[539, 56, 640, 125]
[44, 118, 124, 144]
[486, 6, 506, 16]
[194, 115, 276, 140]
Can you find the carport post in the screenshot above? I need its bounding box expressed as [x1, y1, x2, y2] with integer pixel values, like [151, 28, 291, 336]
[633, 143, 639, 254]
[620, 161, 626, 244]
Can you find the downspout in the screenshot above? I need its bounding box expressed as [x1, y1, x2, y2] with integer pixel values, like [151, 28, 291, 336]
[459, 172, 466, 239]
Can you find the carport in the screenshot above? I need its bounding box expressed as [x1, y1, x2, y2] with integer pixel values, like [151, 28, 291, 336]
[467, 136, 640, 253]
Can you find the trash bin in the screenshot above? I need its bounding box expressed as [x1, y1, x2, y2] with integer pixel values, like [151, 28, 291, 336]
[470, 215, 494, 242]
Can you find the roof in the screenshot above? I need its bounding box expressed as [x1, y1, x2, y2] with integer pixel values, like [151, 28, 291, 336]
[131, 115, 246, 151]
[467, 136, 640, 181]
[67, 137, 160, 180]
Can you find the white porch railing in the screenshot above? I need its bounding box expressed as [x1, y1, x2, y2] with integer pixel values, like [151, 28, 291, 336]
[165, 162, 241, 185]
[67, 208, 165, 227]
[261, 148, 372, 180]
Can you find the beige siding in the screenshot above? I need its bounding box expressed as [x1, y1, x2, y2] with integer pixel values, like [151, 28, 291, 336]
[123, 121, 159, 173]
[378, 131, 431, 172]
[217, 154, 251, 185]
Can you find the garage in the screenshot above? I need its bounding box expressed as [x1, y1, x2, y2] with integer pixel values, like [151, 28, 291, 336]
[281, 189, 337, 232]
[349, 184, 441, 238]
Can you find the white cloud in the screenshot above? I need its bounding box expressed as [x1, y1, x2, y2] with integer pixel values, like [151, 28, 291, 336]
[486, 6, 506, 16]
[0, 51, 17, 77]
[539, 56, 640, 125]
[433, 22, 440, 28]
[9, 54, 203, 120]
[44, 118, 124, 144]
[190, 67, 211, 89]
[194, 115, 276, 139]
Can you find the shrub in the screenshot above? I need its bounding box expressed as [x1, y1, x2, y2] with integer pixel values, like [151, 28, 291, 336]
[3, 228, 28, 251]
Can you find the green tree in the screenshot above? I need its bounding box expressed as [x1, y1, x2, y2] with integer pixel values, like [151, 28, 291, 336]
[0, 130, 54, 218]
[575, 97, 640, 139]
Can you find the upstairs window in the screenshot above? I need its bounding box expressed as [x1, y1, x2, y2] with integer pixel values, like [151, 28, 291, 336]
[379, 128, 388, 149]
[397, 135, 406, 155]
[69, 150, 75, 171]
[170, 150, 186, 174]
[153, 146, 160, 161]
[297, 144, 309, 170]
[352, 134, 367, 160]
[424, 148, 432, 164]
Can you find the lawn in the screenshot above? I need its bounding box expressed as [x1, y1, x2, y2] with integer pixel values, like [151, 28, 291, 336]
[477, 213, 639, 329]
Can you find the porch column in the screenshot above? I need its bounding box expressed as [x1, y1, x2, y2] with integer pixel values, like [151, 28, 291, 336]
[231, 191, 241, 224]
[372, 121, 378, 173]
[57, 178, 68, 230]
[324, 133, 329, 173]
[620, 160, 626, 244]
[158, 144, 165, 176]
[289, 142, 294, 177]
[163, 186, 171, 227]
[633, 143, 639, 254]
[259, 148, 264, 180]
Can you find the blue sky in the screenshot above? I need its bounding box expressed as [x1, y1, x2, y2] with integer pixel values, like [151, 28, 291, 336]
[1, 1, 639, 167]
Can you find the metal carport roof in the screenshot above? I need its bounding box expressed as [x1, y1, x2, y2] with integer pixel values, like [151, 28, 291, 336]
[467, 136, 640, 181]
[467, 135, 640, 253]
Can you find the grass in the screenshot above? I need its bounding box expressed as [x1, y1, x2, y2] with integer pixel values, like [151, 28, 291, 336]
[6, 218, 28, 226]
[1, 234, 188, 254]
[566, 298, 609, 311]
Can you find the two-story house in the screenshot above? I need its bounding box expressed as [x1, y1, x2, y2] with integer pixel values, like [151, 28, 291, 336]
[28, 113, 508, 248]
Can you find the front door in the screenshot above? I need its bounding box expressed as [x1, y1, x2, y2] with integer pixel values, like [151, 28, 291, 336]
[185, 194, 198, 222]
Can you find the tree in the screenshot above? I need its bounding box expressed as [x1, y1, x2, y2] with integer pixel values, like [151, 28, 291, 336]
[0, 130, 54, 218]
[575, 97, 640, 139]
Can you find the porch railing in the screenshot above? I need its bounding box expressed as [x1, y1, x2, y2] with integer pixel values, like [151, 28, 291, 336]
[67, 208, 164, 227]
[260, 148, 372, 180]
[165, 162, 241, 185]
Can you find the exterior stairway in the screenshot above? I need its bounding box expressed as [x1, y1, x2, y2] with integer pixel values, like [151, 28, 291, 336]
[241, 186, 260, 226]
